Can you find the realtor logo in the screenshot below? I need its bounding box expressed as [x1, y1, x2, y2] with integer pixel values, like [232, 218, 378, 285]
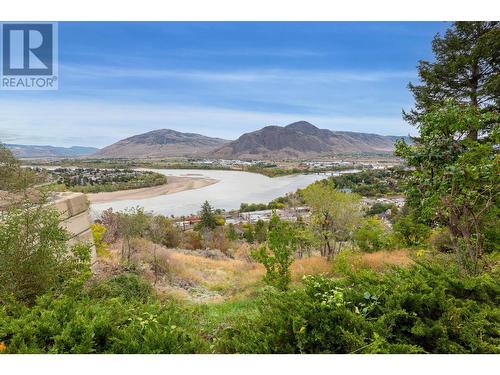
[1, 22, 58, 90]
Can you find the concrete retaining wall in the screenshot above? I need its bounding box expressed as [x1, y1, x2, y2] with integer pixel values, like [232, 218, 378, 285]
[50, 192, 96, 262]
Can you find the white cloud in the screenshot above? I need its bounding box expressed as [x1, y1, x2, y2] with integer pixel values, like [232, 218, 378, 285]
[61, 64, 415, 83]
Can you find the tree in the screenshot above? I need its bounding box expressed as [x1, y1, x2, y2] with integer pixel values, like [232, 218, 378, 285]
[148, 215, 181, 248]
[90, 222, 109, 257]
[226, 223, 238, 241]
[251, 213, 297, 290]
[354, 217, 390, 252]
[294, 216, 317, 258]
[254, 219, 268, 243]
[198, 200, 217, 231]
[396, 104, 499, 273]
[117, 207, 150, 262]
[0, 201, 91, 304]
[0, 143, 38, 192]
[303, 182, 363, 259]
[392, 212, 431, 248]
[404, 22, 500, 140]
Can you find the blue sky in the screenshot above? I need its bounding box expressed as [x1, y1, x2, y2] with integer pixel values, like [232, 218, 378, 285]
[0, 22, 450, 148]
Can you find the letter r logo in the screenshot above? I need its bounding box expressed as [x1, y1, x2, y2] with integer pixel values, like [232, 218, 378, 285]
[2, 23, 53, 76]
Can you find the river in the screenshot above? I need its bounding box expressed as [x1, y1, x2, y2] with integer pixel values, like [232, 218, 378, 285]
[90, 168, 360, 217]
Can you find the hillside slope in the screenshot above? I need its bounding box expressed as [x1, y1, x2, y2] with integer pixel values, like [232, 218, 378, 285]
[92, 129, 230, 158]
[212, 121, 406, 159]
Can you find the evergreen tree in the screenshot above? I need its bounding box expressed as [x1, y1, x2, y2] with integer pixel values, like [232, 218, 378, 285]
[404, 22, 499, 140]
[199, 200, 216, 230]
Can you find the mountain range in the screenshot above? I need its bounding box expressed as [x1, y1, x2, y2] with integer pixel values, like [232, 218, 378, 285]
[92, 121, 407, 160]
[92, 129, 229, 158]
[5, 121, 408, 160]
[212, 121, 406, 159]
[4, 144, 99, 159]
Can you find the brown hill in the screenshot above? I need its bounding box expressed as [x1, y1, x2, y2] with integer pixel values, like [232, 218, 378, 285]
[212, 121, 406, 159]
[92, 129, 230, 158]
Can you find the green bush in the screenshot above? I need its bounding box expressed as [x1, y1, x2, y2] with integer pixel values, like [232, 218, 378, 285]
[354, 216, 391, 252]
[393, 214, 431, 247]
[0, 281, 206, 354]
[87, 273, 153, 302]
[0, 203, 91, 305]
[214, 261, 500, 353]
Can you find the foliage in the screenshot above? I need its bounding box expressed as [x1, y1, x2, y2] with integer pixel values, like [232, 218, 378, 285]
[392, 212, 431, 248]
[404, 22, 500, 128]
[98, 208, 119, 243]
[0, 290, 206, 354]
[303, 182, 363, 259]
[396, 104, 499, 273]
[51, 168, 167, 194]
[367, 202, 398, 219]
[294, 217, 317, 258]
[181, 231, 203, 250]
[117, 207, 151, 262]
[251, 213, 297, 290]
[254, 219, 268, 243]
[242, 224, 255, 244]
[148, 215, 181, 248]
[429, 227, 454, 253]
[90, 223, 109, 257]
[215, 262, 500, 353]
[87, 273, 153, 302]
[327, 168, 406, 197]
[245, 164, 302, 178]
[0, 202, 91, 305]
[198, 200, 217, 231]
[354, 216, 391, 252]
[226, 223, 239, 241]
[0, 144, 39, 191]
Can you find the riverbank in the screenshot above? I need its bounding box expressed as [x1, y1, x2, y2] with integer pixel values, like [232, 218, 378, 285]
[87, 175, 219, 204]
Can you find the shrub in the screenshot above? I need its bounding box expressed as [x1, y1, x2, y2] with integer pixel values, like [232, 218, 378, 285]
[87, 273, 152, 302]
[215, 261, 500, 353]
[0, 203, 91, 305]
[0, 291, 206, 354]
[393, 214, 430, 247]
[182, 231, 203, 250]
[429, 227, 454, 253]
[251, 213, 296, 291]
[91, 223, 109, 257]
[354, 216, 390, 252]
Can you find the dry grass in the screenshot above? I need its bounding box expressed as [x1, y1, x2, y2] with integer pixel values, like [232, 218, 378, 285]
[359, 249, 413, 270]
[98, 238, 413, 304]
[337, 249, 414, 273]
[165, 251, 265, 294]
[291, 257, 332, 281]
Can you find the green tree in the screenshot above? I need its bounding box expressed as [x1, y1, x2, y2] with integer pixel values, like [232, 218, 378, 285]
[354, 216, 390, 252]
[148, 215, 181, 248]
[0, 144, 38, 192]
[303, 182, 363, 259]
[90, 222, 109, 257]
[226, 223, 238, 241]
[117, 207, 150, 262]
[199, 200, 217, 231]
[242, 224, 255, 244]
[254, 219, 268, 243]
[404, 21, 500, 140]
[251, 213, 297, 290]
[392, 212, 431, 248]
[0, 202, 91, 305]
[396, 104, 499, 273]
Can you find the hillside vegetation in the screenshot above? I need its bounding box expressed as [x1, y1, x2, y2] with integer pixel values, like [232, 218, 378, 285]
[0, 21, 499, 354]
